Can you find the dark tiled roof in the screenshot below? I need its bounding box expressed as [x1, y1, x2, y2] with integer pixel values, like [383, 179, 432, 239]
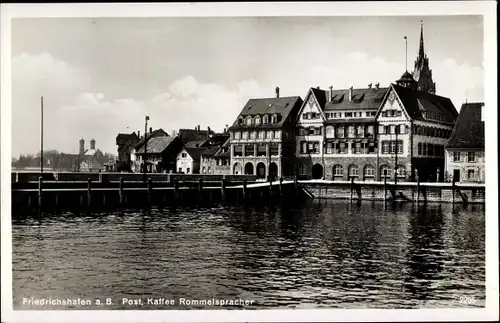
[391, 84, 458, 122]
[134, 129, 168, 149]
[200, 134, 230, 147]
[446, 103, 484, 149]
[324, 87, 389, 111]
[230, 96, 303, 130]
[201, 147, 219, 157]
[325, 118, 376, 124]
[310, 87, 328, 109]
[135, 136, 176, 154]
[178, 129, 212, 143]
[184, 140, 206, 148]
[184, 147, 206, 161]
[116, 133, 139, 142]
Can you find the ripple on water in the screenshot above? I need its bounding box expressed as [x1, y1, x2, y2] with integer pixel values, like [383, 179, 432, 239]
[12, 201, 485, 309]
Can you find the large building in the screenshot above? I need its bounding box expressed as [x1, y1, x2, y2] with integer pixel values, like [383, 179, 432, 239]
[228, 87, 303, 179]
[116, 132, 139, 171]
[292, 23, 457, 182]
[445, 102, 485, 183]
[295, 84, 386, 180]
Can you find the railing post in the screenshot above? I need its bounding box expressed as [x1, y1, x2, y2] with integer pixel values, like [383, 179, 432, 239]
[279, 177, 283, 197]
[87, 178, 92, 209]
[350, 176, 354, 202]
[147, 178, 153, 205]
[38, 176, 43, 211]
[198, 178, 203, 202]
[452, 178, 455, 205]
[221, 179, 227, 201]
[269, 178, 273, 200]
[243, 179, 248, 201]
[119, 177, 124, 206]
[174, 178, 180, 202]
[416, 176, 420, 204]
[383, 176, 387, 202]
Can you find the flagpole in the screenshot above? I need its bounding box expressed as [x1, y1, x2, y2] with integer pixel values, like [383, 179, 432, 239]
[404, 36, 408, 71]
[41, 96, 44, 173]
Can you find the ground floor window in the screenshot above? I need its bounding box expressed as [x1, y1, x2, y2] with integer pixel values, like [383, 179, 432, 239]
[380, 165, 391, 178]
[333, 165, 343, 176]
[348, 165, 359, 177]
[467, 169, 475, 180]
[396, 165, 407, 177]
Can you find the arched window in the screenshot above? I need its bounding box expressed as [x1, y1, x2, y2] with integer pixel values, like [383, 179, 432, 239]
[380, 165, 391, 178]
[333, 164, 344, 176]
[363, 165, 375, 177]
[202, 166, 206, 174]
[348, 165, 359, 178]
[396, 165, 406, 178]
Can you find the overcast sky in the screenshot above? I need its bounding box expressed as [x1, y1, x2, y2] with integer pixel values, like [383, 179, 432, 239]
[11, 15, 484, 157]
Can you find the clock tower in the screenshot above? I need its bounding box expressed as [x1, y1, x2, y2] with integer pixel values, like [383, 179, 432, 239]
[412, 21, 436, 94]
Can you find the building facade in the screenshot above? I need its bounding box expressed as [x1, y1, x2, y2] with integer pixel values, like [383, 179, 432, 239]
[200, 135, 231, 175]
[445, 102, 485, 183]
[176, 147, 205, 174]
[295, 85, 385, 180]
[134, 134, 183, 173]
[228, 87, 303, 179]
[116, 132, 139, 172]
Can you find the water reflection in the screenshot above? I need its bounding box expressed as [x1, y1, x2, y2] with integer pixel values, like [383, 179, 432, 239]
[12, 200, 485, 309]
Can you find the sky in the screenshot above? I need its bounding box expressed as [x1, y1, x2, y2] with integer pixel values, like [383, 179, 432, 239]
[10, 15, 484, 157]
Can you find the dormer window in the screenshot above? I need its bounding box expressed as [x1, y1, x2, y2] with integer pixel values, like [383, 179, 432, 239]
[271, 114, 278, 124]
[255, 116, 261, 124]
[246, 116, 252, 125]
[262, 115, 269, 124]
[238, 118, 244, 125]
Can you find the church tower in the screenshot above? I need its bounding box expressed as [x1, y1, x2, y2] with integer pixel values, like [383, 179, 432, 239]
[412, 21, 436, 94]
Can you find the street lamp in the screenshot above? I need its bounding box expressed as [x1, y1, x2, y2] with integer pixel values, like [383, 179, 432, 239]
[143, 115, 149, 183]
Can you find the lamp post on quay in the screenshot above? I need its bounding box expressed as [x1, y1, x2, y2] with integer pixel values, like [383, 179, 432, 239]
[143, 115, 149, 183]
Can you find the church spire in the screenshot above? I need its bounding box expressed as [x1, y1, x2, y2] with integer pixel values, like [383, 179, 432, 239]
[412, 20, 436, 94]
[419, 20, 425, 58]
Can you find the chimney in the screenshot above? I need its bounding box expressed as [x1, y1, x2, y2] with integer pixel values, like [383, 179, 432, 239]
[375, 83, 380, 90]
[368, 83, 372, 89]
[348, 86, 353, 102]
[137, 130, 140, 138]
[90, 138, 96, 150]
[198, 125, 201, 132]
[149, 127, 152, 134]
[207, 126, 211, 134]
[316, 86, 320, 89]
[329, 85, 333, 102]
[275, 86, 280, 98]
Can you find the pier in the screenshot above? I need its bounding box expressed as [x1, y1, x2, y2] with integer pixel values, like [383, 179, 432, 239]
[11, 172, 304, 213]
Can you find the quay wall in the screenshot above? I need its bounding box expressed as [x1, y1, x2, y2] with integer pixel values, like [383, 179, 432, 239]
[301, 180, 485, 204]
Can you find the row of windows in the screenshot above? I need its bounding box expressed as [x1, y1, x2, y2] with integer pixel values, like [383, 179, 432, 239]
[417, 143, 445, 157]
[379, 124, 406, 135]
[327, 164, 406, 177]
[424, 112, 446, 122]
[381, 140, 404, 154]
[414, 125, 452, 138]
[238, 114, 281, 126]
[297, 125, 376, 138]
[381, 109, 403, 118]
[304, 111, 377, 120]
[233, 144, 279, 157]
[452, 151, 477, 163]
[233, 130, 281, 140]
[299, 141, 376, 154]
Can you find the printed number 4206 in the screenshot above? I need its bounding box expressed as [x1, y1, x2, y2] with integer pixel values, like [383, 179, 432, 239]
[459, 296, 476, 304]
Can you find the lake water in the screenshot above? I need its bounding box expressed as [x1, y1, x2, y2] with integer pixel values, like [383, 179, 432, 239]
[11, 200, 485, 309]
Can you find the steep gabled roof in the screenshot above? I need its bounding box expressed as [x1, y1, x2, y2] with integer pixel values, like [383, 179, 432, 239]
[201, 146, 219, 157]
[446, 103, 484, 149]
[310, 87, 328, 109]
[135, 136, 177, 154]
[200, 134, 230, 147]
[184, 147, 206, 161]
[324, 87, 389, 111]
[134, 129, 168, 149]
[230, 96, 303, 130]
[178, 129, 212, 143]
[390, 84, 458, 122]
